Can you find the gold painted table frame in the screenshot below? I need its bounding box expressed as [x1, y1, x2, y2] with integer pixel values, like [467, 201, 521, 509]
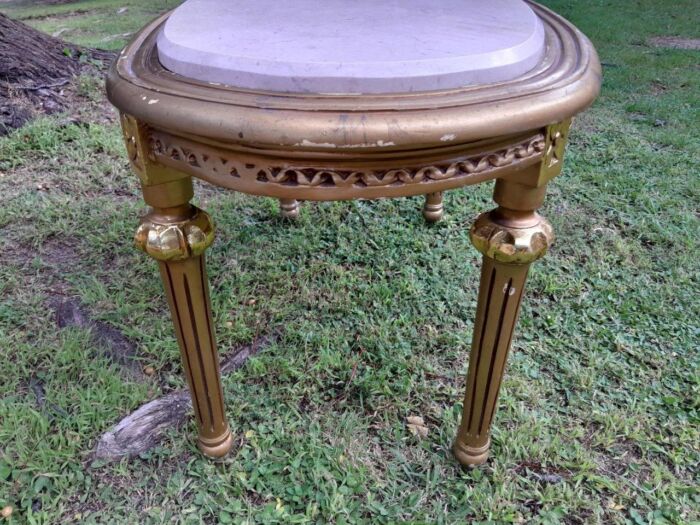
[107, 2, 600, 466]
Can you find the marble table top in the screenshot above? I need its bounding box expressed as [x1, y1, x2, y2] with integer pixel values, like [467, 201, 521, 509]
[157, 0, 545, 94]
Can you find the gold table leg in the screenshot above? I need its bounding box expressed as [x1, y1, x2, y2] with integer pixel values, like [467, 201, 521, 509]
[279, 198, 300, 219]
[135, 178, 233, 458]
[453, 179, 554, 467]
[423, 192, 444, 223]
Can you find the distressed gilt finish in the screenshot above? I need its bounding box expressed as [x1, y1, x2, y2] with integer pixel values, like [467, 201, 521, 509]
[279, 199, 300, 219]
[144, 129, 546, 199]
[107, 1, 600, 466]
[535, 118, 573, 187]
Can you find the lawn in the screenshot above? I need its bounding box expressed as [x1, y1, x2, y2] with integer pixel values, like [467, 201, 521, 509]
[0, 1, 698, 524]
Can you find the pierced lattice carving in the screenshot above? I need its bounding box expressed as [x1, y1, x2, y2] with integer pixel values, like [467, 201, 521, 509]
[148, 133, 546, 191]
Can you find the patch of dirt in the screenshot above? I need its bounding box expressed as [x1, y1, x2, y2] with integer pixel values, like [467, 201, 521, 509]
[40, 235, 82, 269]
[0, 236, 37, 267]
[39, 237, 143, 377]
[512, 460, 569, 485]
[0, 12, 115, 134]
[49, 296, 144, 380]
[35, 235, 84, 294]
[648, 36, 700, 50]
[649, 80, 668, 95]
[5, 234, 145, 380]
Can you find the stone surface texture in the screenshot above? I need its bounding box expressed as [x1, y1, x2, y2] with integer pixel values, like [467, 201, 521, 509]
[157, 0, 545, 94]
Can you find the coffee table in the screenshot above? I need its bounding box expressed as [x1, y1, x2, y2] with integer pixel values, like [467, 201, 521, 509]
[106, 0, 600, 466]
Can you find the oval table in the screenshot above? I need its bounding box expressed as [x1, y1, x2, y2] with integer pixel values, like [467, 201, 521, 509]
[106, 0, 600, 467]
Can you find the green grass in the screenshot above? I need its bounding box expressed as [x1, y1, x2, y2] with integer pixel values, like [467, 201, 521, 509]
[1, 0, 181, 50]
[1, 0, 699, 523]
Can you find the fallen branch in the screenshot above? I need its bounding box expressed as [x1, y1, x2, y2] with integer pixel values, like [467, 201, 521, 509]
[93, 337, 268, 461]
[19, 79, 70, 91]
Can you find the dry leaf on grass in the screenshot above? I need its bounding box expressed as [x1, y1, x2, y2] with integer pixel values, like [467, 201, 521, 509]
[406, 415, 429, 438]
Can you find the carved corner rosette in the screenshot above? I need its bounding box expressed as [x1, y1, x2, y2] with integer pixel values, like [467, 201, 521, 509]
[134, 206, 214, 261]
[538, 119, 572, 185]
[120, 113, 148, 180]
[470, 211, 554, 264]
[120, 113, 188, 187]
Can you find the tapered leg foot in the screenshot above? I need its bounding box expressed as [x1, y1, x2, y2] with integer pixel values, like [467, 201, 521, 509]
[453, 439, 491, 467]
[423, 192, 444, 222]
[280, 198, 300, 219]
[199, 426, 234, 458]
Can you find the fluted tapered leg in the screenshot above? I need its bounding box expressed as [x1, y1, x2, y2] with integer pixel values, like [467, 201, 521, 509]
[135, 177, 232, 458]
[453, 259, 530, 465]
[157, 255, 232, 456]
[453, 179, 554, 467]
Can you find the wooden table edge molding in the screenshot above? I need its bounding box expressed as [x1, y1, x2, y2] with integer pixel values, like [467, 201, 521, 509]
[106, 0, 601, 467]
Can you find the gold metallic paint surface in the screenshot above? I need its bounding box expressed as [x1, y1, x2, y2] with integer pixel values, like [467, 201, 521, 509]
[157, 254, 232, 458]
[135, 179, 233, 458]
[470, 211, 554, 264]
[453, 258, 531, 466]
[144, 128, 545, 199]
[453, 179, 556, 466]
[537, 118, 573, 187]
[279, 199, 300, 219]
[422, 192, 444, 223]
[135, 205, 214, 261]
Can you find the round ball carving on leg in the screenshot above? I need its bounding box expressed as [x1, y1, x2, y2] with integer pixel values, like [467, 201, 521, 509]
[134, 205, 214, 261]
